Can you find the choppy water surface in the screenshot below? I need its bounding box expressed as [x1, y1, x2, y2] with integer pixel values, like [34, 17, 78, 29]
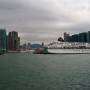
[0, 53, 90, 90]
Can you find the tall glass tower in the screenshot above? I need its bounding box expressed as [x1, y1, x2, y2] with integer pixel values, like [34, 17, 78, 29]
[8, 31, 20, 51]
[0, 29, 6, 51]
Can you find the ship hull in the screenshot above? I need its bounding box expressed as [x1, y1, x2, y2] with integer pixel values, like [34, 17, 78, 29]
[48, 49, 90, 54]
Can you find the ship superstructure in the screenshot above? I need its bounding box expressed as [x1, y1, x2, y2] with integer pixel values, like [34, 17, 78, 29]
[46, 42, 90, 54]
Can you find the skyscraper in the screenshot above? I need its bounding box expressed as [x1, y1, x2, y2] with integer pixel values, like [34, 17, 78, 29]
[8, 31, 20, 51]
[0, 29, 7, 52]
[17, 37, 20, 50]
[64, 32, 70, 42]
[78, 32, 87, 42]
[87, 31, 90, 43]
[71, 34, 79, 42]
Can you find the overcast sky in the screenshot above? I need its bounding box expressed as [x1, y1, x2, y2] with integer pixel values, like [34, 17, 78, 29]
[0, 0, 90, 44]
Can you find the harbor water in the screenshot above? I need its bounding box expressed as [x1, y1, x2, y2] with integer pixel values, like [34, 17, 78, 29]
[0, 53, 90, 90]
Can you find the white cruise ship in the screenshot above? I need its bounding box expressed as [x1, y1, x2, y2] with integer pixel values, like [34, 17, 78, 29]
[47, 42, 90, 54]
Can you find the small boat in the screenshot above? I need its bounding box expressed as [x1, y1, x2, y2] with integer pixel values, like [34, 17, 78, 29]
[33, 47, 48, 54]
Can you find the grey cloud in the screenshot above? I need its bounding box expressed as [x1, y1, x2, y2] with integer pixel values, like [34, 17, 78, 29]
[0, 0, 73, 23]
[0, 0, 89, 43]
[67, 22, 90, 34]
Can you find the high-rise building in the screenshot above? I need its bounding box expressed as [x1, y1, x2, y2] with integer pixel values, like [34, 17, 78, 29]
[0, 29, 7, 51]
[71, 34, 79, 42]
[17, 37, 20, 50]
[64, 32, 70, 42]
[8, 32, 12, 50]
[63, 32, 90, 43]
[78, 32, 87, 42]
[87, 31, 90, 43]
[8, 31, 20, 51]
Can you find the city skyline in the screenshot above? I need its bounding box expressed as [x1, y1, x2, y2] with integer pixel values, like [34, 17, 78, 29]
[0, 30, 20, 52]
[0, 0, 90, 43]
